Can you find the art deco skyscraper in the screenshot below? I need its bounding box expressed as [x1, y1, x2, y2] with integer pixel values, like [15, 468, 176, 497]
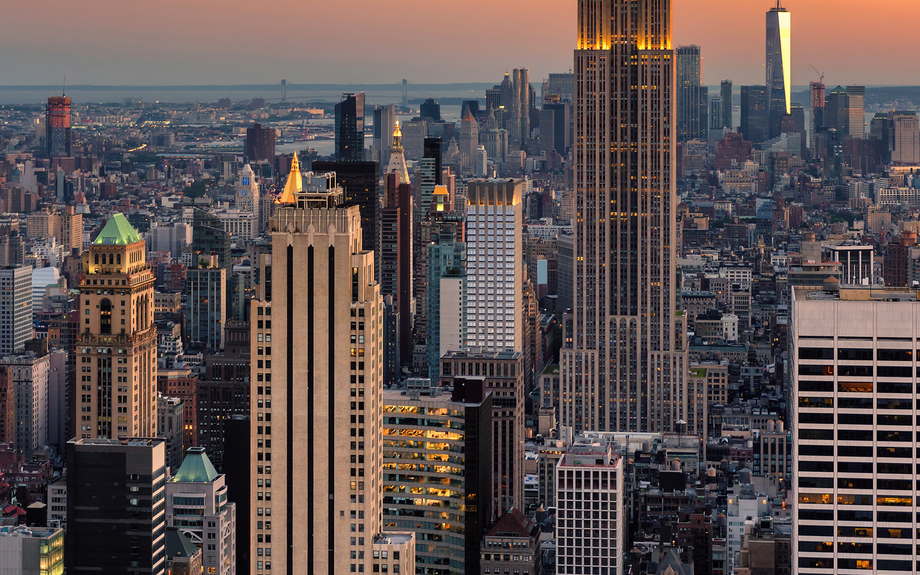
[766, 1, 791, 139]
[249, 166, 414, 574]
[76, 214, 157, 439]
[560, 0, 686, 434]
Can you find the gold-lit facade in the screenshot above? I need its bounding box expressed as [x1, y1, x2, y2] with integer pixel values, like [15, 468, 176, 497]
[76, 213, 157, 439]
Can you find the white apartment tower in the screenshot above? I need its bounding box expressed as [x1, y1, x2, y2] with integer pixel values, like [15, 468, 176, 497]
[555, 441, 624, 575]
[0, 265, 33, 355]
[560, 0, 687, 434]
[792, 284, 920, 574]
[465, 179, 523, 352]
[249, 165, 414, 574]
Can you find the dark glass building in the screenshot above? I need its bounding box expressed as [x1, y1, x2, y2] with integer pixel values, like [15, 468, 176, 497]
[676, 45, 702, 142]
[334, 93, 365, 162]
[740, 85, 769, 145]
[244, 122, 276, 163]
[721, 80, 733, 129]
[65, 438, 167, 574]
[192, 209, 231, 269]
[311, 160, 379, 253]
[419, 98, 442, 122]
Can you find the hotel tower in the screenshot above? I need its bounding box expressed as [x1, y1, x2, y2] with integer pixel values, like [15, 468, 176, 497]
[560, 0, 687, 434]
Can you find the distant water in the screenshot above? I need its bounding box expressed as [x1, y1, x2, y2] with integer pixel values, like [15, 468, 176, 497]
[0, 86, 486, 106]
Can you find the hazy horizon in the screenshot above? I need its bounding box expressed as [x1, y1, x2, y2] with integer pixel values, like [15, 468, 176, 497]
[3, 0, 918, 89]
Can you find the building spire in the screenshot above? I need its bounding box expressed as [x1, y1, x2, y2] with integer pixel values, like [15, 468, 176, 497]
[278, 152, 301, 204]
[392, 120, 403, 151]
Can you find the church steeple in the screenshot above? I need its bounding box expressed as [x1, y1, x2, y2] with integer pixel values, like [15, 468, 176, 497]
[278, 152, 302, 204]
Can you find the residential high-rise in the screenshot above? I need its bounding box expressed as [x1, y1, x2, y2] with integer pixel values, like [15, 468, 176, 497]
[676, 45, 702, 142]
[555, 441, 625, 575]
[721, 80, 733, 129]
[740, 85, 770, 145]
[846, 85, 866, 139]
[2, 353, 49, 460]
[65, 438, 167, 575]
[465, 179, 523, 352]
[372, 104, 397, 171]
[166, 447, 236, 575]
[249, 168, 414, 574]
[45, 96, 72, 158]
[766, 2, 791, 139]
[76, 214, 157, 439]
[244, 123, 275, 164]
[191, 209, 231, 270]
[561, 0, 687, 434]
[334, 92, 365, 162]
[891, 111, 920, 164]
[790, 284, 920, 575]
[0, 265, 33, 355]
[381, 380, 492, 574]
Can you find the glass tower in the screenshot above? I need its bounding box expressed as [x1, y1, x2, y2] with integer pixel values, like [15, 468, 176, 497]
[766, 2, 792, 139]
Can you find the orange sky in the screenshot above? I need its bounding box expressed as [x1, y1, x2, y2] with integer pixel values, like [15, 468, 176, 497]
[3, 0, 918, 86]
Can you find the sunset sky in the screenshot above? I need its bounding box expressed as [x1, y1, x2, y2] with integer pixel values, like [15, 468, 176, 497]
[3, 0, 918, 87]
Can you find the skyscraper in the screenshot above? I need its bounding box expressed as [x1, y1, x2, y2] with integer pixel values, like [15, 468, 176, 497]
[721, 80, 733, 129]
[384, 122, 409, 185]
[379, 172, 413, 368]
[244, 123, 275, 164]
[249, 166, 414, 574]
[709, 94, 723, 132]
[372, 104, 397, 171]
[45, 96, 72, 158]
[891, 111, 920, 164]
[510, 68, 531, 150]
[76, 214, 157, 439]
[846, 85, 866, 139]
[0, 265, 33, 355]
[824, 86, 849, 134]
[740, 85, 770, 145]
[334, 92, 365, 162]
[236, 164, 261, 236]
[809, 81, 825, 151]
[459, 111, 479, 174]
[766, 1, 791, 139]
[66, 438, 167, 574]
[791, 285, 920, 575]
[676, 45, 702, 142]
[561, 0, 687, 434]
[465, 179, 523, 352]
[311, 161, 379, 255]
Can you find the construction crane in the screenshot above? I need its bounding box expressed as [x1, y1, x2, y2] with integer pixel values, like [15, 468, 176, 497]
[809, 65, 824, 84]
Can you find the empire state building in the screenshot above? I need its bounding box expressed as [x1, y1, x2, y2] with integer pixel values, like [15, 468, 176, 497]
[559, 0, 688, 434]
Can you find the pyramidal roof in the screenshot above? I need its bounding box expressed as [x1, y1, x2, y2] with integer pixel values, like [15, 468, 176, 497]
[172, 447, 219, 483]
[278, 152, 302, 204]
[462, 109, 476, 122]
[93, 213, 141, 245]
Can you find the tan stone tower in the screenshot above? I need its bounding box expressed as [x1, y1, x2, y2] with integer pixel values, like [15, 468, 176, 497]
[560, 0, 687, 434]
[76, 213, 157, 439]
[250, 163, 414, 574]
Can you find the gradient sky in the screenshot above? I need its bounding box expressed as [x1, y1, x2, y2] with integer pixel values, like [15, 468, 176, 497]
[3, 0, 918, 87]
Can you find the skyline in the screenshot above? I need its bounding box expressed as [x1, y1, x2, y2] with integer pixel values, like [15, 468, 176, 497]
[3, 0, 919, 88]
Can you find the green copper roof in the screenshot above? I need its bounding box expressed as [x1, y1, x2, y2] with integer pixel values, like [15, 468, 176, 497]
[93, 213, 141, 245]
[171, 447, 219, 483]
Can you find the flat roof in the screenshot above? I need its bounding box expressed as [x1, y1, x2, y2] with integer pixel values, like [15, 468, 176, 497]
[793, 286, 920, 302]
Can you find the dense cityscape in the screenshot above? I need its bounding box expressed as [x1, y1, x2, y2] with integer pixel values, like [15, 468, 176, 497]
[0, 0, 919, 574]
